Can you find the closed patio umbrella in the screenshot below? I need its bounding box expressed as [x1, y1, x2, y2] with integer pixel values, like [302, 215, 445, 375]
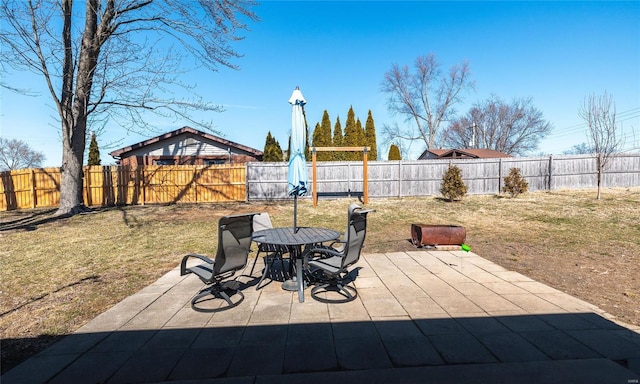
[288, 87, 308, 232]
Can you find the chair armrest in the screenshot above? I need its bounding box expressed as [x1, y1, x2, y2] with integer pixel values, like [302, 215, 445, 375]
[180, 253, 214, 276]
[308, 246, 343, 258]
[305, 241, 339, 257]
[328, 240, 345, 247]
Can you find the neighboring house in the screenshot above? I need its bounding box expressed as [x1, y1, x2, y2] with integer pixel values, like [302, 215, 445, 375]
[418, 148, 513, 160]
[109, 126, 263, 166]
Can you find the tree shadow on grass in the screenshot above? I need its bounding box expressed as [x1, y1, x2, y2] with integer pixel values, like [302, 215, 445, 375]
[0, 205, 146, 232]
[0, 209, 59, 232]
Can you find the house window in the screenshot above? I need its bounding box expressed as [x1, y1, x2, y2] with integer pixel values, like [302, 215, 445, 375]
[154, 159, 175, 165]
[205, 159, 226, 165]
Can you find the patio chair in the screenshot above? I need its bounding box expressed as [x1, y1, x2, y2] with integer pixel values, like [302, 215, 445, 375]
[310, 203, 360, 258]
[307, 205, 374, 303]
[180, 213, 256, 312]
[248, 212, 289, 289]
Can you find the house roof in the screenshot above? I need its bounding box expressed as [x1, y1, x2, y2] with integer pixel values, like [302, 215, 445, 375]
[109, 126, 263, 158]
[421, 149, 449, 157]
[419, 148, 513, 159]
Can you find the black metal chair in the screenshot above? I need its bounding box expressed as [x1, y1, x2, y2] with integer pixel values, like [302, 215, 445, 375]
[180, 213, 256, 312]
[248, 212, 289, 289]
[308, 205, 374, 303]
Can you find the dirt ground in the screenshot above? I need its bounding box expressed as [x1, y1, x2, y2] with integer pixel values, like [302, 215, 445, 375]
[472, 241, 639, 328]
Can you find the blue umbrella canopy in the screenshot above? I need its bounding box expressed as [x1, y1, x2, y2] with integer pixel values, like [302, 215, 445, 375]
[288, 87, 308, 197]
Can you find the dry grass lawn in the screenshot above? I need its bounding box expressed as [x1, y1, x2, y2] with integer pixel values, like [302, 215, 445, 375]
[1, 187, 639, 373]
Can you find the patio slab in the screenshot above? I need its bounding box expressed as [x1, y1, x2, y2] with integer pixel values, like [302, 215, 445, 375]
[3, 251, 640, 383]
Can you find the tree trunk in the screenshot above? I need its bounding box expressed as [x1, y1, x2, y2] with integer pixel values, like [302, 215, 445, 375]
[56, 120, 88, 216]
[55, 0, 99, 216]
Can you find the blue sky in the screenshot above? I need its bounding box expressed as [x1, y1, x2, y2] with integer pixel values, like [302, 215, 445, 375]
[1, 1, 639, 166]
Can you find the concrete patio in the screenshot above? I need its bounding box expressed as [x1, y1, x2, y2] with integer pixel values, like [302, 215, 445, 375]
[3, 250, 640, 383]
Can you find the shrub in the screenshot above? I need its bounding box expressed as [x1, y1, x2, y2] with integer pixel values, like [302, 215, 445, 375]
[503, 167, 529, 197]
[440, 164, 468, 201]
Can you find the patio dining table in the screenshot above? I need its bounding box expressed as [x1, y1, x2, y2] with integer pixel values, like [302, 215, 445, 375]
[252, 227, 340, 302]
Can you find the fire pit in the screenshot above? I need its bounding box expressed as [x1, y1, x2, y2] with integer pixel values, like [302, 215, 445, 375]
[411, 224, 466, 247]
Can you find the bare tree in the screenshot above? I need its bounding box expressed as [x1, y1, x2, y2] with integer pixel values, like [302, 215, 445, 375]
[563, 142, 594, 155]
[380, 53, 474, 151]
[0, 0, 258, 215]
[579, 92, 622, 200]
[443, 95, 552, 155]
[0, 138, 45, 171]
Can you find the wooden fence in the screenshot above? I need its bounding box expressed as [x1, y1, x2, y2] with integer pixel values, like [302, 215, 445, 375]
[247, 154, 640, 200]
[0, 165, 246, 211]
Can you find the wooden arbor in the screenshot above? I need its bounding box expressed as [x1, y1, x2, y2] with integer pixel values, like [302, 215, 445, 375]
[311, 146, 370, 207]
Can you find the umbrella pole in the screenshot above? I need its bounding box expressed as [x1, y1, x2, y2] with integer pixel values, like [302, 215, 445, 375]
[282, 187, 300, 292]
[293, 189, 298, 232]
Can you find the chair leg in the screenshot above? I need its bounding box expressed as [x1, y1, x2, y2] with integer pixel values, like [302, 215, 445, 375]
[255, 251, 290, 290]
[191, 282, 245, 312]
[279, 255, 288, 279]
[218, 289, 233, 306]
[310, 277, 358, 304]
[255, 254, 275, 290]
[249, 251, 263, 277]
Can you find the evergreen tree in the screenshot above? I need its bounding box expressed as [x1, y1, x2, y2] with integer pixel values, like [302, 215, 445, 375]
[263, 131, 272, 160]
[263, 131, 283, 162]
[354, 118, 365, 161]
[286, 136, 291, 162]
[312, 121, 322, 149]
[365, 110, 378, 161]
[88, 132, 101, 166]
[388, 144, 402, 160]
[333, 116, 344, 161]
[440, 164, 468, 202]
[343, 106, 359, 160]
[312, 110, 333, 161]
[502, 167, 529, 197]
[274, 138, 283, 162]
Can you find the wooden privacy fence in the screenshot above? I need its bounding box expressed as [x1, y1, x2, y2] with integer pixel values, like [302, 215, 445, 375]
[247, 154, 640, 200]
[0, 165, 246, 211]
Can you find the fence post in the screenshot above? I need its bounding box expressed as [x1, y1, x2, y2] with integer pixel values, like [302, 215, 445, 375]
[244, 163, 249, 202]
[312, 149, 318, 206]
[347, 162, 352, 194]
[116, 166, 123, 205]
[498, 158, 503, 194]
[398, 161, 402, 197]
[548, 155, 554, 191]
[138, 167, 146, 205]
[363, 147, 368, 204]
[85, 167, 92, 207]
[193, 167, 198, 203]
[30, 168, 37, 209]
